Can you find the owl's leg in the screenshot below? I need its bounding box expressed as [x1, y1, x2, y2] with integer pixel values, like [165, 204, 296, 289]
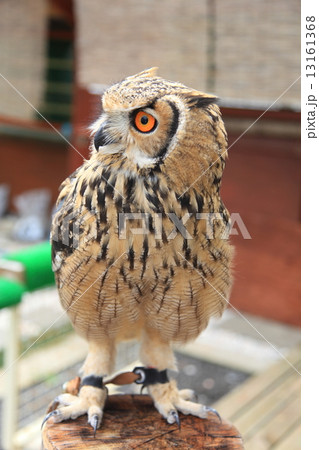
[42, 339, 115, 433]
[140, 330, 220, 426]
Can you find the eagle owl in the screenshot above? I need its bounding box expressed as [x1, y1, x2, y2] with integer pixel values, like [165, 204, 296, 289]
[47, 68, 233, 431]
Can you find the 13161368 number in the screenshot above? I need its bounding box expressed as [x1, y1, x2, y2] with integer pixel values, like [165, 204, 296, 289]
[306, 16, 316, 78]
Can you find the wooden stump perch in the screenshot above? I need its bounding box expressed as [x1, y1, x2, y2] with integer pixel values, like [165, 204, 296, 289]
[42, 394, 244, 449]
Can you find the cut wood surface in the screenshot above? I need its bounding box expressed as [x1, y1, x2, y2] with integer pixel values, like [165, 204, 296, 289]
[42, 394, 244, 449]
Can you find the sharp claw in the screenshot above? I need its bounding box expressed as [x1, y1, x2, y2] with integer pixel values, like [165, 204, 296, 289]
[174, 412, 181, 430]
[41, 410, 59, 429]
[169, 410, 180, 429]
[91, 414, 99, 437]
[205, 406, 222, 423]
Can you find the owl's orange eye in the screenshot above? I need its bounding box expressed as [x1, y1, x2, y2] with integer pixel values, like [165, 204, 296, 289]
[134, 111, 157, 133]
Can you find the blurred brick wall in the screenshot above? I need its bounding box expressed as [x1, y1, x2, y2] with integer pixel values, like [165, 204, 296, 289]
[214, 0, 300, 107]
[75, 0, 300, 109]
[0, 0, 300, 121]
[0, 0, 47, 120]
[75, 0, 208, 91]
[0, 135, 68, 210]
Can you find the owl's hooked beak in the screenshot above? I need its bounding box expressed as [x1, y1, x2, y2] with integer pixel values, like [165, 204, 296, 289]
[94, 123, 120, 151]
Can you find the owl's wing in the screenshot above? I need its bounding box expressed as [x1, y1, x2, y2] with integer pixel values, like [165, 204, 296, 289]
[51, 169, 78, 272]
[51, 166, 101, 273]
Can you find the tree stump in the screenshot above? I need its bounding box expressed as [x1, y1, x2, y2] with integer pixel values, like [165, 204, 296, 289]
[42, 394, 244, 449]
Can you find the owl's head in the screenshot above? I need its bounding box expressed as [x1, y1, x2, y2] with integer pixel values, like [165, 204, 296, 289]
[91, 68, 227, 191]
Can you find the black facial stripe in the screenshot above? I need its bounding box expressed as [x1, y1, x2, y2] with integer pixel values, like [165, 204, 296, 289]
[156, 100, 180, 160]
[187, 95, 218, 109]
[145, 99, 158, 110]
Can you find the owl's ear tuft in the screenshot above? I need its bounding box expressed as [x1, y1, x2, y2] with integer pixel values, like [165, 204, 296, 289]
[185, 94, 218, 109]
[136, 67, 159, 78]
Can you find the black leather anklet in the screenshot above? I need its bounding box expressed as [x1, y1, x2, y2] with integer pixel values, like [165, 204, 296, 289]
[133, 367, 169, 386]
[81, 375, 104, 389]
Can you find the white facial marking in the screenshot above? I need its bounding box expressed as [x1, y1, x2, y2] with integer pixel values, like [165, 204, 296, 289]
[126, 145, 158, 167]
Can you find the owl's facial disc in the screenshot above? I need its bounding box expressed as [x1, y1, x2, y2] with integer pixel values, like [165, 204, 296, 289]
[93, 95, 184, 168]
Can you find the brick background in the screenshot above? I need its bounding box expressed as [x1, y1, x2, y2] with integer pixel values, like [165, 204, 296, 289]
[75, 0, 300, 108]
[75, 0, 208, 92]
[0, 0, 46, 120]
[0, 0, 300, 120]
[214, 0, 300, 107]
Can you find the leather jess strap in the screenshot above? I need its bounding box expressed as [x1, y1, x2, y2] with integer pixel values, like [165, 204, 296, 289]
[105, 367, 169, 387]
[64, 367, 169, 396]
[105, 371, 140, 386]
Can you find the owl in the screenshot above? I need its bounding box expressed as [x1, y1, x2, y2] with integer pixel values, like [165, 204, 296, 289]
[46, 68, 233, 432]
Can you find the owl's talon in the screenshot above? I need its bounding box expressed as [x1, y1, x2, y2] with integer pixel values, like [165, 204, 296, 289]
[168, 410, 180, 428]
[42, 385, 107, 432]
[41, 410, 59, 429]
[148, 380, 223, 426]
[204, 406, 222, 423]
[90, 414, 100, 437]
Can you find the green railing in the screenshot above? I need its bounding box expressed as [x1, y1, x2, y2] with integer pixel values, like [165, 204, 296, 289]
[0, 241, 54, 450]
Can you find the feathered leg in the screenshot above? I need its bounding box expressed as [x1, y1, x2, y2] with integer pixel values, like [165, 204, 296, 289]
[42, 339, 115, 433]
[140, 329, 220, 426]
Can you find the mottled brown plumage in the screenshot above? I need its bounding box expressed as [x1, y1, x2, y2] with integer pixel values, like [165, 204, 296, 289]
[49, 68, 233, 430]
